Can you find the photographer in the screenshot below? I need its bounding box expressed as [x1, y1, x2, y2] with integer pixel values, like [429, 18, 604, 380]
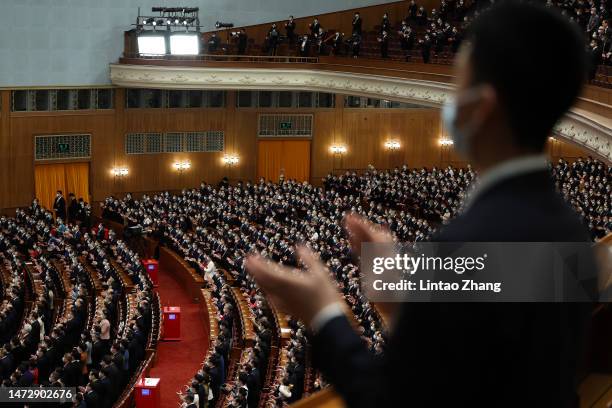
[266, 24, 279, 56]
[419, 33, 432, 63]
[231, 28, 248, 55]
[309, 17, 321, 38]
[298, 35, 310, 57]
[398, 21, 415, 60]
[315, 26, 328, 55]
[378, 30, 389, 59]
[208, 33, 220, 53]
[349, 33, 361, 58]
[352, 12, 362, 36]
[330, 31, 344, 56]
[285, 16, 296, 45]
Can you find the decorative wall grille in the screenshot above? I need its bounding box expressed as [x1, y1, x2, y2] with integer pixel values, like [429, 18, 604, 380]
[185, 132, 207, 152]
[34, 134, 91, 161]
[164, 133, 184, 153]
[145, 133, 163, 153]
[126, 131, 224, 154]
[258, 114, 313, 137]
[206, 131, 225, 152]
[125, 133, 163, 154]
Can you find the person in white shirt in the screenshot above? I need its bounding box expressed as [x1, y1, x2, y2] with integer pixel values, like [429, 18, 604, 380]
[204, 257, 217, 277]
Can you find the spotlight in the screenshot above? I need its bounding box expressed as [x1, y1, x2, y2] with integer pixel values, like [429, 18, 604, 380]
[384, 140, 400, 151]
[215, 21, 234, 29]
[137, 33, 167, 55]
[439, 138, 454, 146]
[170, 33, 200, 55]
[330, 145, 347, 154]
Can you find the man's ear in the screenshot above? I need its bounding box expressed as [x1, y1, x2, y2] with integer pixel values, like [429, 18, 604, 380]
[472, 84, 498, 126]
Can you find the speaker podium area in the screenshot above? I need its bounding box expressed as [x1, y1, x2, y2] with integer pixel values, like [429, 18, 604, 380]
[142, 259, 159, 287]
[162, 306, 181, 341]
[134, 377, 161, 408]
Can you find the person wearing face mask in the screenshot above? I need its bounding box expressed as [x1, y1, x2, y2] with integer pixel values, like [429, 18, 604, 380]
[53, 190, 66, 221]
[588, 38, 601, 79]
[246, 3, 597, 408]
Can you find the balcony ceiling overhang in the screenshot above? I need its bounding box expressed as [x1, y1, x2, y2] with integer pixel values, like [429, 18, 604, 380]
[110, 63, 611, 161]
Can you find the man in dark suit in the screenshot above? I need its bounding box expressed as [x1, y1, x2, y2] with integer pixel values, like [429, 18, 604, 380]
[247, 3, 595, 408]
[53, 190, 66, 220]
[352, 12, 362, 36]
[378, 30, 389, 58]
[285, 16, 296, 45]
[68, 193, 78, 222]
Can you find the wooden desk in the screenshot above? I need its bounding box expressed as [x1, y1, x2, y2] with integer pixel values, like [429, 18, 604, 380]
[158, 246, 204, 303]
[230, 287, 256, 346]
[269, 301, 292, 344]
[200, 288, 219, 346]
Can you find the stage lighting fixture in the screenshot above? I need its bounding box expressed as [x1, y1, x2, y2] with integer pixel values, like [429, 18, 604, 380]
[439, 138, 454, 146]
[215, 21, 234, 29]
[145, 17, 155, 25]
[170, 34, 199, 55]
[137, 34, 167, 55]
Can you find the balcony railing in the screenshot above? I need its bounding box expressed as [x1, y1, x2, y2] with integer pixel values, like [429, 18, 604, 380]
[120, 53, 319, 64]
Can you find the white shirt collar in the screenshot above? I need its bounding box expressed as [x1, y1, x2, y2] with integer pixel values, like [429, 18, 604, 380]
[463, 154, 549, 211]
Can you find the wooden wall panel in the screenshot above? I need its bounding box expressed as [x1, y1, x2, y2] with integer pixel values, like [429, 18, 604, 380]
[311, 108, 469, 183]
[0, 90, 600, 212]
[0, 91, 11, 210]
[547, 137, 595, 164]
[6, 111, 116, 208]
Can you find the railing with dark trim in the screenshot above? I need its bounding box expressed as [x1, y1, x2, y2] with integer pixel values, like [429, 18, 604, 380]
[121, 53, 319, 64]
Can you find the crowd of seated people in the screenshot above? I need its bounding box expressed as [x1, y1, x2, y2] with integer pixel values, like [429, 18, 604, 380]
[101, 178, 401, 406]
[0, 203, 155, 408]
[264, 319, 308, 407]
[100, 156, 609, 406]
[552, 157, 611, 240]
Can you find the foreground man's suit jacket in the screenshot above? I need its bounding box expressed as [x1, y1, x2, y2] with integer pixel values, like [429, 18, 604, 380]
[312, 170, 594, 408]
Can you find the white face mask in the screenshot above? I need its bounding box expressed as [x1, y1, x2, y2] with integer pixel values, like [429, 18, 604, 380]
[441, 89, 482, 158]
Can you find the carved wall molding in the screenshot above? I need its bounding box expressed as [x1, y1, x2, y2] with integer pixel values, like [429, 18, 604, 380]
[110, 63, 611, 161]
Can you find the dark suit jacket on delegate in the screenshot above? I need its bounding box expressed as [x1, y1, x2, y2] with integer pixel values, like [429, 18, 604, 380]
[53, 196, 66, 218]
[312, 169, 593, 408]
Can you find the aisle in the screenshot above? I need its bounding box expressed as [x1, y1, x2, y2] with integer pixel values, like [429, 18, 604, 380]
[149, 266, 209, 407]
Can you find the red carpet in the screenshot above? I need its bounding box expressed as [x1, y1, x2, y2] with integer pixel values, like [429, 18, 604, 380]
[149, 266, 209, 407]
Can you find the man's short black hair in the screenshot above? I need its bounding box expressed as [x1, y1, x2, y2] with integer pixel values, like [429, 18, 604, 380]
[466, 2, 587, 151]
